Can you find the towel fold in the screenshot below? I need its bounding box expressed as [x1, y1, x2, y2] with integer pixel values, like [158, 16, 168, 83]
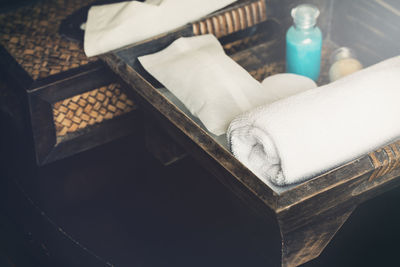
[228, 55, 400, 186]
[138, 34, 316, 135]
[84, 0, 237, 56]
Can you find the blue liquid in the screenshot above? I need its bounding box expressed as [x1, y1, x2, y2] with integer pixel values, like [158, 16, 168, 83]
[286, 26, 322, 81]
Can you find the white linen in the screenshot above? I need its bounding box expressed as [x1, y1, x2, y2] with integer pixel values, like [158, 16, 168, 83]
[138, 34, 270, 135]
[138, 35, 316, 136]
[228, 55, 400, 186]
[84, 0, 237, 57]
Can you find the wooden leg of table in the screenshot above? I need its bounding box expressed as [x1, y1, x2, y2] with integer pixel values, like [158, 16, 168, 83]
[278, 203, 357, 267]
[144, 120, 187, 166]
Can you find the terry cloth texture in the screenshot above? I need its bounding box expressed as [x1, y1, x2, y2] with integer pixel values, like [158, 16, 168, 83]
[228, 55, 400, 186]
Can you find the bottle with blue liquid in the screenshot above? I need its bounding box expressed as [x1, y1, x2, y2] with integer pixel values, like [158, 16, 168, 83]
[286, 4, 322, 81]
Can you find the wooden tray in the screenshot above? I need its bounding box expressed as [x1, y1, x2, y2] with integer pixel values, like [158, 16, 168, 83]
[101, 0, 400, 266]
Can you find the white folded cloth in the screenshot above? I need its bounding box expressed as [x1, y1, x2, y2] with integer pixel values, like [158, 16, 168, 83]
[138, 34, 316, 135]
[139, 34, 267, 135]
[261, 73, 317, 100]
[228, 55, 400, 186]
[84, 0, 237, 57]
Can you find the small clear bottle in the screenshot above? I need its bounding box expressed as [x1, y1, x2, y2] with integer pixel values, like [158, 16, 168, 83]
[329, 47, 363, 82]
[286, 4, 322, 81]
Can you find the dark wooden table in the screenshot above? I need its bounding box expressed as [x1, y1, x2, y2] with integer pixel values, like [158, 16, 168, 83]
[2, 0, 400, 266]
[1, 98, 400, 267]
[101, 1, 400, 266]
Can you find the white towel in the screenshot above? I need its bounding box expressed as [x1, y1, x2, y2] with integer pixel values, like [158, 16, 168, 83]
[228, 55, 400, 186]
[138, 34, 316, 135]
[84, 0, 237, 57]
[261, 73, 317, 100]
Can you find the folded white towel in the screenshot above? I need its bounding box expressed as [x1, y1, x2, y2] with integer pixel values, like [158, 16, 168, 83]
[84, 0, 237, 57]
[138, 35, 316, 135]
[228, 55, 400, 186]
[138, 34, 267, 135]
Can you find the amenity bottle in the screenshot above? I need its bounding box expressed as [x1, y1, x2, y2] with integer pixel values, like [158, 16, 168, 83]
[286, 4, 322, 81]
[329, 47, 363, 82]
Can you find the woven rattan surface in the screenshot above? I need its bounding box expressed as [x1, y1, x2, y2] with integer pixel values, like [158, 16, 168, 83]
[249, 61, 285, 82]
[0, 0, 138, 141]
[0, 0, 97, 80]
[192, 0, 267, 38]
[369, 141, 400, 182]
[53, 82, 135, 141]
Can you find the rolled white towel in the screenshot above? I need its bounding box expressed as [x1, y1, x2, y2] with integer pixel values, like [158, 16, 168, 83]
[228, 55, 400, 186]
[84, 0, 237, 57]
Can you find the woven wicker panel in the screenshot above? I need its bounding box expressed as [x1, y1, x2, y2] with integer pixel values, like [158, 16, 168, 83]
[192, 0, 267, 38]
[249, 61, 285, 82]
[53, 83, 135, 140]
[223, 30, 273, 55]
[0, 0, 98, 80]
[369, 141, 400, 182]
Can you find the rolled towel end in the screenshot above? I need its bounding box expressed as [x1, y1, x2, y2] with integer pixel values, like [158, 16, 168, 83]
[228, 121, 286, 186]
[228, 55, 400, 188]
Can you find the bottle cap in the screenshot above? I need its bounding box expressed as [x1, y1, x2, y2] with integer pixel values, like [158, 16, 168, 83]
[330, 47, 357, 64]
[291, 4, 320, 29]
